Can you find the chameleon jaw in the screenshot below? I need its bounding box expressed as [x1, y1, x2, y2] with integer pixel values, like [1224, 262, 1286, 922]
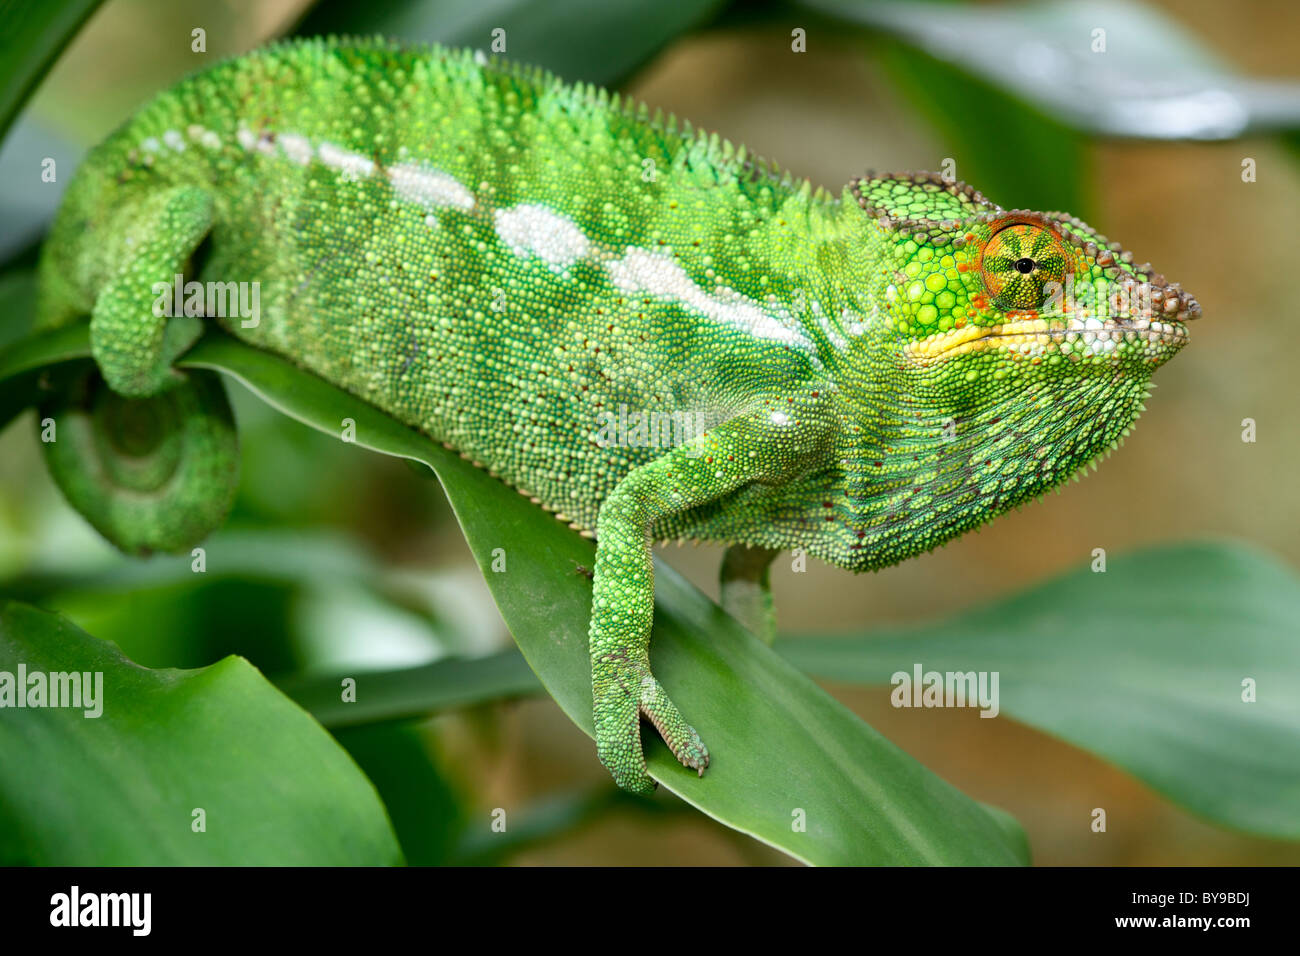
[905, 315, 1189, 365]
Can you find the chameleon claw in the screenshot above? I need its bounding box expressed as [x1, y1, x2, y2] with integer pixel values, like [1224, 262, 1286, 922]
[639, 676, 709, 779]
[594, 663, 708, 793]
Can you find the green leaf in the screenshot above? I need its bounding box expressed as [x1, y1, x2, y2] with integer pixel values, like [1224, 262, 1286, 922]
[252, 536, 1300, 844]
[0, 599, 403, 865]
[0, 0, 104, 142]
[333, 722, 466, 865]
[0, 325, 1027, 863]
[2, 524, 458, 675]
[0, 267, 36, 350]
[291, 0, 729, 87]
[778, 542, 1300, 840]
[0, 317, 92, 431]
[870, 37, 1091, 217]
[170, 329, 1024, 865]
[280, 649, 540, 727]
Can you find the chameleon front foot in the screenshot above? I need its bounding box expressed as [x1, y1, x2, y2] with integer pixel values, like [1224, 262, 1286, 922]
[594, 665, 709, 795]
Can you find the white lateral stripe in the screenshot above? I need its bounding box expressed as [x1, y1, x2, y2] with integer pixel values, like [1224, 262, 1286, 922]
[279, 133, 313, 165]
[388, 163, 475, 211]
[605, 248, 813, 349]
[494, 204, 589, 271]
[318, 141, 376, 179]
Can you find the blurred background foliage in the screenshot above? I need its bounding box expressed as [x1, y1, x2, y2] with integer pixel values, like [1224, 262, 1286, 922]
[0, 0, 1298, 864]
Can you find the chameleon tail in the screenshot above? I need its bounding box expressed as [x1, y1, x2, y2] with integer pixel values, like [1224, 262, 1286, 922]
[35, 182, 237, 554]
[37, 368, 239, 555]
[88, 187, 214, 398]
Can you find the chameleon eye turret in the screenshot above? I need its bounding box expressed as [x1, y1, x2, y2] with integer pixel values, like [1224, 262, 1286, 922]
[978, 219, 1069, 311]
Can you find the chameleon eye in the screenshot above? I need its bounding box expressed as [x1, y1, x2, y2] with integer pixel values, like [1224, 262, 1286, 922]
[981, 222, 1069, 310]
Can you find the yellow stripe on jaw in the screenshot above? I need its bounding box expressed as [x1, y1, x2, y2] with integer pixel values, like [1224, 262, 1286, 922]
[905, 317, 1054, 363]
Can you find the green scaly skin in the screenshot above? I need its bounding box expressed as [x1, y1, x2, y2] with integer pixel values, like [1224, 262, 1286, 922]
[34, 38, 1200, 794]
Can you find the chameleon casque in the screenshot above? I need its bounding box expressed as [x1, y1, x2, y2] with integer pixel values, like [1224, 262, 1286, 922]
[34, 38, 1200, 794]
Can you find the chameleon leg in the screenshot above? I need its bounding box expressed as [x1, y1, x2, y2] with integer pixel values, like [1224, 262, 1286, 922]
[720, 544, 779, 644]
[591, 484, 709, 795]
[89, 186, 213, 398]
[590, 411, 828, 794]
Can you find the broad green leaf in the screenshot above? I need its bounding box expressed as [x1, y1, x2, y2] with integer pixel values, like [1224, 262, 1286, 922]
[158, 329, 1020, 865]
[0, 599, 403, 865]
[238, 535, 1300, 843]
[292, 0, 729, 87]
[0, 0, 103, 141]
[0, 325, 1028, 863]
[779, 542, 1300, 840]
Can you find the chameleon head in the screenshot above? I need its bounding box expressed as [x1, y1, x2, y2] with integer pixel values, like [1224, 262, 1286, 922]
[852, 172, 1200, 378]
[834, 172, 1201, 564]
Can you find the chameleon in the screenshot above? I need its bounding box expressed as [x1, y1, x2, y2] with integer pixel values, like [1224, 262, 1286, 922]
[32, 37, 1200, 795]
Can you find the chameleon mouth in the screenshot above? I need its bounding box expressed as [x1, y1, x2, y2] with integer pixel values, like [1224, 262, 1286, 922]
[907, 315, 1189, 363]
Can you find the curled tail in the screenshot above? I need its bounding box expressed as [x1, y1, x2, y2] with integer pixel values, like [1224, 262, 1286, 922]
[38, 367, 239, 555]
[37, 179, 238, 554]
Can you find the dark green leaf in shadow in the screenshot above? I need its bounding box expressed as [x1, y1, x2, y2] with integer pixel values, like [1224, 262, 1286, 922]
[281, 648, 540, 727]
[0, 267, 36, 350]
[871, 36, 1090, 217]
[778, 542, 1300, 840]
[334, 722, 465, 865]
[2, 525, 445, 675]
[0, 314, 89, 431]
[0, 599, 403, 865]
[292, 0, 729, 87]
[50, 577, 301, 675]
